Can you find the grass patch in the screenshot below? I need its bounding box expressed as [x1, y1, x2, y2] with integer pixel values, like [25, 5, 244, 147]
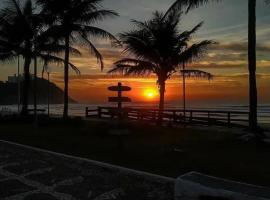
[0, 118, 270, 187]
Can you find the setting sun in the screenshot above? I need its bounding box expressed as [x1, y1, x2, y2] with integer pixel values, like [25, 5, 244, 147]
[143, 89, 158, 99]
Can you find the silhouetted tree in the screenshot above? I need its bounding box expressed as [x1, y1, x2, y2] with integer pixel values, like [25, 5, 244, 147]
[166, 0, 270, 132]
[36, 0, 120, 119]
[0, 0, 80, 116]
[109, 11, 214, 114]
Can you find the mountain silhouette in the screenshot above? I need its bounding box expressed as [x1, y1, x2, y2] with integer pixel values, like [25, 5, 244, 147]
[0, 78, 77, 105]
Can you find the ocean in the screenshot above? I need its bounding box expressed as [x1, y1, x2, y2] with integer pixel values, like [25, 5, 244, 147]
[1, 102, 270, 124]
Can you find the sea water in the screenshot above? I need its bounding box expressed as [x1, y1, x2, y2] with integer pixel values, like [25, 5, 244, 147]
[1, 102, 270, 124]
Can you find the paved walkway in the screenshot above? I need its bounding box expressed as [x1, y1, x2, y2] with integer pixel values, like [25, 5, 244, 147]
[0, 141, 174, 200]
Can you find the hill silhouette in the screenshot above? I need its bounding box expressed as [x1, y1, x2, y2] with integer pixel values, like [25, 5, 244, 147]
[0, 78, 77, 105]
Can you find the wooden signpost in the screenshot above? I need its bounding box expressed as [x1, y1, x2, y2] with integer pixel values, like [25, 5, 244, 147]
[108, 82, 132, 148]
[108, 82, 132, 109]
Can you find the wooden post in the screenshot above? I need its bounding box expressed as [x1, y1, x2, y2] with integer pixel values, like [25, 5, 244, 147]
[228, 112, 231, 128]
[152, 110, 156, 121]
[98, 107, 102, 118]
[173, 111, 177, 123]
[208, 112, 211, 126]
[117, 82, 122, 109]
[117, 82, 122, 119]
[85, 107, 88, 117]
[190, 111, 193, 123]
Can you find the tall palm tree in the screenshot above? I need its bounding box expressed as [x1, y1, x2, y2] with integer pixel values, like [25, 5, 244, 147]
[167, 0, 270, 131]
[36, 0, 120, 119]
[0, 0, 80, 116]
[109, 11, 214, 114]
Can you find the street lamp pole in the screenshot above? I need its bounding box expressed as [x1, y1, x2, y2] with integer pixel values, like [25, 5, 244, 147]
[182, 63, 186, 121]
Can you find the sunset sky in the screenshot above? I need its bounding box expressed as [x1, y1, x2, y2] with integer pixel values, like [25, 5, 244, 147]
[0, 0, 270, 105]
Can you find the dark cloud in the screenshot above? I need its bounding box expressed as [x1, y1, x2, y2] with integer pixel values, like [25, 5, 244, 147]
[211, 42, 270, 52]
[191, 62, 246, 69]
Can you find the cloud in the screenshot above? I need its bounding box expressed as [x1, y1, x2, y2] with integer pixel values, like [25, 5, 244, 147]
[210, 42, 270, 52]
[216, 73, 270, 79]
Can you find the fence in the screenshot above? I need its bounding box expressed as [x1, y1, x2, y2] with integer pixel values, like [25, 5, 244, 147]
[86, 107, 250, 128]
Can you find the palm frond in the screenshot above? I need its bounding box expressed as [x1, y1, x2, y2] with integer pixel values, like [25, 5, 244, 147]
[178, 40, 215, 64]
[109, 59, 155, 76]
[79, 34, 104, 70]
[165, 0, 219, 17]
[79, 9, 119, 24]
[119, 31, 160, 63]
[10, 0, 23, 16]
[80, 25, 120, 46]
[0, 51, 16, 62]
[178, 21, 203, 41]
[39, 53, 80, 75]
[38, 43, 82, 56]
[180, 69, 213, 80]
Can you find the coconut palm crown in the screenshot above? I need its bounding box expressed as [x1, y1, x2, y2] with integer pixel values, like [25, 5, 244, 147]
[0, 0, 80, 115]
[109, 10, 214, 111]
[36, 0, 120, 119]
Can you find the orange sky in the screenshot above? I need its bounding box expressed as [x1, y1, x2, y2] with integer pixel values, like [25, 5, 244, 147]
[42, 39, 269, 105]
[50, 72, 270, 105]
[0, 1, 270, 105]
[41, 41, 270, 105]
[0, 43, 269, 105]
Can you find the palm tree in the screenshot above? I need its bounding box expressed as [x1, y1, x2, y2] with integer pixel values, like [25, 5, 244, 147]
[0, 0, 80, 116]
[109, 11, 214, 115]
[36, 0, 120, 119]
[167, 0, 270, 132]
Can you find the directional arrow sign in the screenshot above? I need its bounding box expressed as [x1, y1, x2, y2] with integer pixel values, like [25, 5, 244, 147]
[108, 97, 132, 103]
[108, 86, 131, 92]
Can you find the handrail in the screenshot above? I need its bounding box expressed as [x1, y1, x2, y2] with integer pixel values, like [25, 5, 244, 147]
[85, 106, 250, 128]
[90, 106, 249, 115]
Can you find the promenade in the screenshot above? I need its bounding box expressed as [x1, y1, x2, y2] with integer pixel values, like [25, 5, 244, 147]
[0, 140, 174, 200]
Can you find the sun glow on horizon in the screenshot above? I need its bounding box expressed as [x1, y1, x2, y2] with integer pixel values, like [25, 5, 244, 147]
[143, 88, 158, 100]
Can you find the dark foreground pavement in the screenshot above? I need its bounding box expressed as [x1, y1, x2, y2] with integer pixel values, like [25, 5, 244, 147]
[0, 140, 174, 200]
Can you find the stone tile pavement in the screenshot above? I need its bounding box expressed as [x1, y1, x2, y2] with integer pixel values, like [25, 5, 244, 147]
[0, 140, 174, 200]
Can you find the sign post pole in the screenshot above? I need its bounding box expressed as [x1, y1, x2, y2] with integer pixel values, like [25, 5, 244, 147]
[108, 82, 132, 120]
[108, 82, 132, 149]
[118, 82, 122, 109]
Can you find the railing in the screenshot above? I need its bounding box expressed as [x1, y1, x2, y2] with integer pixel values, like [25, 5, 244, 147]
[27, 109, 46, 114]
[85, 107, 99, 118]
[86, 107, 250, 128]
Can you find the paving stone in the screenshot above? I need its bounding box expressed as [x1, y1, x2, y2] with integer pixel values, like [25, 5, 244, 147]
[0, 141, 174, 199]
[0, 174, 7, 179]
[55, 175, 118, 199]
[0, 179, 35, 198]
[26, 166, 80, 186]
[55, 173, 173, 200]
[4, 160, 50, 175]
[24, 193, 58, 200]
[0, 155, 22, 165]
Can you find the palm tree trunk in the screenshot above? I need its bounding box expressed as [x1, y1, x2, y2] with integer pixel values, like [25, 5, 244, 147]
[21, 56, 31, 116]
[158, 80, 166, 123]
[248, 0, 258, 132]
[63, 34, 70, 119]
